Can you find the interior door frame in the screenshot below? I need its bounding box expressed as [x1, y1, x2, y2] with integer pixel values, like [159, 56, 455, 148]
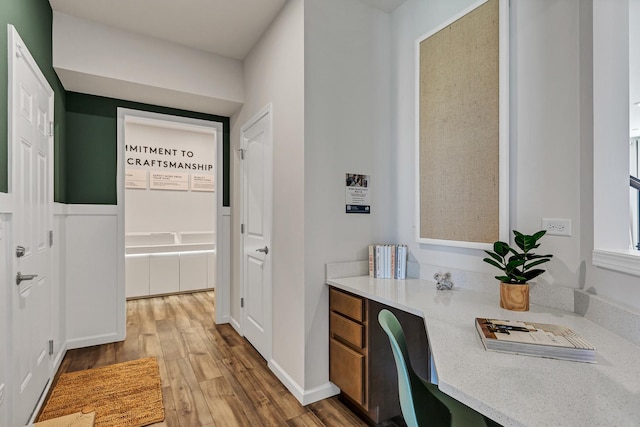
[239, 103, 273, 360]
[116, 108, 224, 313]
[7, 24, 55, 425]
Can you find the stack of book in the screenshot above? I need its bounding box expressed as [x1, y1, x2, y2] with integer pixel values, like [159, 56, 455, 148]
[368, 244, 408, 279]
[475, 318, 596, 363]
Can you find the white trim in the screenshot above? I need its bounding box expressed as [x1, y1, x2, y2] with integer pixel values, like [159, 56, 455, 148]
[592, 1, 638, 278]
[64, 204, 119, 216]
[229, 316, 241, 334]
[53, 202, 67, 215]
[51, 342, 68, 380]
[117, 107, 227, 330]
[65, 332, 122, 350]
[0, 192, 13, 213]
[414, 0, 509, 250]
[593, 249, 640, 277]
[124, 114, 217, 135]
[239, 103, 273, 360]
[267, 359, 340, 406]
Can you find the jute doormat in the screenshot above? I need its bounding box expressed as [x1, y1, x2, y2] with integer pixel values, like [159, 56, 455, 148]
[37, 357, 164, 427]
[35, 410, 95, 427]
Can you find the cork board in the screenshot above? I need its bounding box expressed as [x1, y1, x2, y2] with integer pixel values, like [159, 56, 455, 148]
[418, 0, 500, 245]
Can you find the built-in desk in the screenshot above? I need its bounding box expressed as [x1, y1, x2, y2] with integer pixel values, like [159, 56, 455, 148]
[327, 276, 640, 427]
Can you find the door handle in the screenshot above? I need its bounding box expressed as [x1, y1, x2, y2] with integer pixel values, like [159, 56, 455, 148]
[16, 272, 38, 286]
[255, 246, 269, 255]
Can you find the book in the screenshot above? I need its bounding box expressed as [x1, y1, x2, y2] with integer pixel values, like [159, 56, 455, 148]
[475, 318, 596, 363]
[399, 245, 407, 279]
[368, 245, 374, 277]
[367, 244, 408, 279]
[390, 244, 396, 279]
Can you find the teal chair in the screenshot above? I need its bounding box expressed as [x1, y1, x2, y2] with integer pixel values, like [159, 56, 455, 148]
[378, 309, 488, 427]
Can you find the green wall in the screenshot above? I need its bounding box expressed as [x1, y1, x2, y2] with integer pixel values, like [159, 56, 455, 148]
[66, 92, 230, 206]
[0, 2, 231, 206]
[0, 0, 67, 200]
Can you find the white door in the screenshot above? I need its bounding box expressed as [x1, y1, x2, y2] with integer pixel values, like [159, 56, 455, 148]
[241, 106, 272, 361]
[9, 26, 54, 425]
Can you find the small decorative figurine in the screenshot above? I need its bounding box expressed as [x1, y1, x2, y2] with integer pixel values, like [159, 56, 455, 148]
[434, 272, 454, 290]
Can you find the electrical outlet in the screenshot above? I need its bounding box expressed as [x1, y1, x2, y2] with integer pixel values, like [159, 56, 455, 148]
[0, 383, 5, 407]
[541, 218, 572, 236]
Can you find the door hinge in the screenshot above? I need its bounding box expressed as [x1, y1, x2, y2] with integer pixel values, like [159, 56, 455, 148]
[241, 224, 244, 234]
[238, 148, 245, 160]
[49, 230, 53, 247]
[49, 121, 54, 137]
[48, 340, 54, 355]
[241, 298, 244, 308]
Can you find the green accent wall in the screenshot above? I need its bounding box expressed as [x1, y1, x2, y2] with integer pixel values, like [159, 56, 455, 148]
[0, 0, 67, 200]
[66, 92, 230, 206]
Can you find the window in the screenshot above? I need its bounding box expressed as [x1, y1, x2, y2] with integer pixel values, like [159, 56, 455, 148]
[592, 0, 640, 277]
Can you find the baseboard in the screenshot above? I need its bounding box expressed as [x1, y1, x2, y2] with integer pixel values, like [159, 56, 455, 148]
[228, 316, 241, 334]
[52, 342, 68, 375]
[66, 332, 123, 350]
[267, 359, 340, 406]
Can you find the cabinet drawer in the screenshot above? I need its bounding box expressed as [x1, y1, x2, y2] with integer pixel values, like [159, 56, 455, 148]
[330, 288, 364, 322]
[330, 337, 365, 405]
[330, 312, 364, 348]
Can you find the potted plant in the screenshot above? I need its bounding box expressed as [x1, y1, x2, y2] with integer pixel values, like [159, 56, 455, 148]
[483, 230, 553, 311]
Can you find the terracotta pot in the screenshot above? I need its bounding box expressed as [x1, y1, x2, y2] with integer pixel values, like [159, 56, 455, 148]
[500, 282, 529, 311]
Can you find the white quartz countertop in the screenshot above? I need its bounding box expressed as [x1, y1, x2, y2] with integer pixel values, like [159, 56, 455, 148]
[327, 276, 640, 427]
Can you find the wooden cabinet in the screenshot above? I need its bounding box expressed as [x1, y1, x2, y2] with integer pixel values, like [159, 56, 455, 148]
[329, 286, 431, 425]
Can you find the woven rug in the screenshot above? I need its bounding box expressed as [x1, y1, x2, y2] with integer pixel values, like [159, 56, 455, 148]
[34, 410, 95, 427]
[37, 357, 164, 427]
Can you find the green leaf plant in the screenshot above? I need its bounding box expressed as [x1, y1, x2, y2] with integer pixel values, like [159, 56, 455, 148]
[483, 230, 553, 284]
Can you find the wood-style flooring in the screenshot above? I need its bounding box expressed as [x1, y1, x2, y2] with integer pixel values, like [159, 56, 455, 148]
[44, 291, 371, 427]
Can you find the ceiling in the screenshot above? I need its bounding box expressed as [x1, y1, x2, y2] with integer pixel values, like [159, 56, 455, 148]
[48, 0, 407, 61]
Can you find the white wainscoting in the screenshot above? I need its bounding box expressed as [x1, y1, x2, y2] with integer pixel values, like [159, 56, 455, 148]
[216, 209, 231, 325]
[64, 204, 126, 348]
[52, 204, 68, 372]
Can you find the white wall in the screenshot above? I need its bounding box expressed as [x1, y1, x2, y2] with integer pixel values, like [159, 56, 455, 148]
[304, 0, 393, 392]
[124, 122, 216, 233]
[52, 12, 244, 117]
[390, 0, 640, 312]
[230, 0, 306, 391]
[391, 0, 494, 276]
[586, 0, 640, 310]
[391, 1, 583, 283]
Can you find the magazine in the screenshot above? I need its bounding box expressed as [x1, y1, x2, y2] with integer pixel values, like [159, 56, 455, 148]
[475, 318, 596, 363]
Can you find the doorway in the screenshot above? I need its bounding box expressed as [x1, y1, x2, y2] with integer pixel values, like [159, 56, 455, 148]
[117, 110, 223, 300]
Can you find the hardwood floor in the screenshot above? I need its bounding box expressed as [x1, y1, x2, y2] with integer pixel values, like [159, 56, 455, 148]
[45, 291, 370, 427]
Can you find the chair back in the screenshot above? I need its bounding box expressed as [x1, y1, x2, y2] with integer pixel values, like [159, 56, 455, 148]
[378, 309, 450, 427]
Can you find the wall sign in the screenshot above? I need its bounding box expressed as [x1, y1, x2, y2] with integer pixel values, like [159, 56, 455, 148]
[125, 169, 148, 189]
[346, 173, 370, 214]
[191, 173, 215, 192]
[150, 172, 189, 191]
[125, 144, 214, 172]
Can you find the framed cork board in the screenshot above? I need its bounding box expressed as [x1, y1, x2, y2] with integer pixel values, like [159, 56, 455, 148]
[415, 0, 509, 249]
